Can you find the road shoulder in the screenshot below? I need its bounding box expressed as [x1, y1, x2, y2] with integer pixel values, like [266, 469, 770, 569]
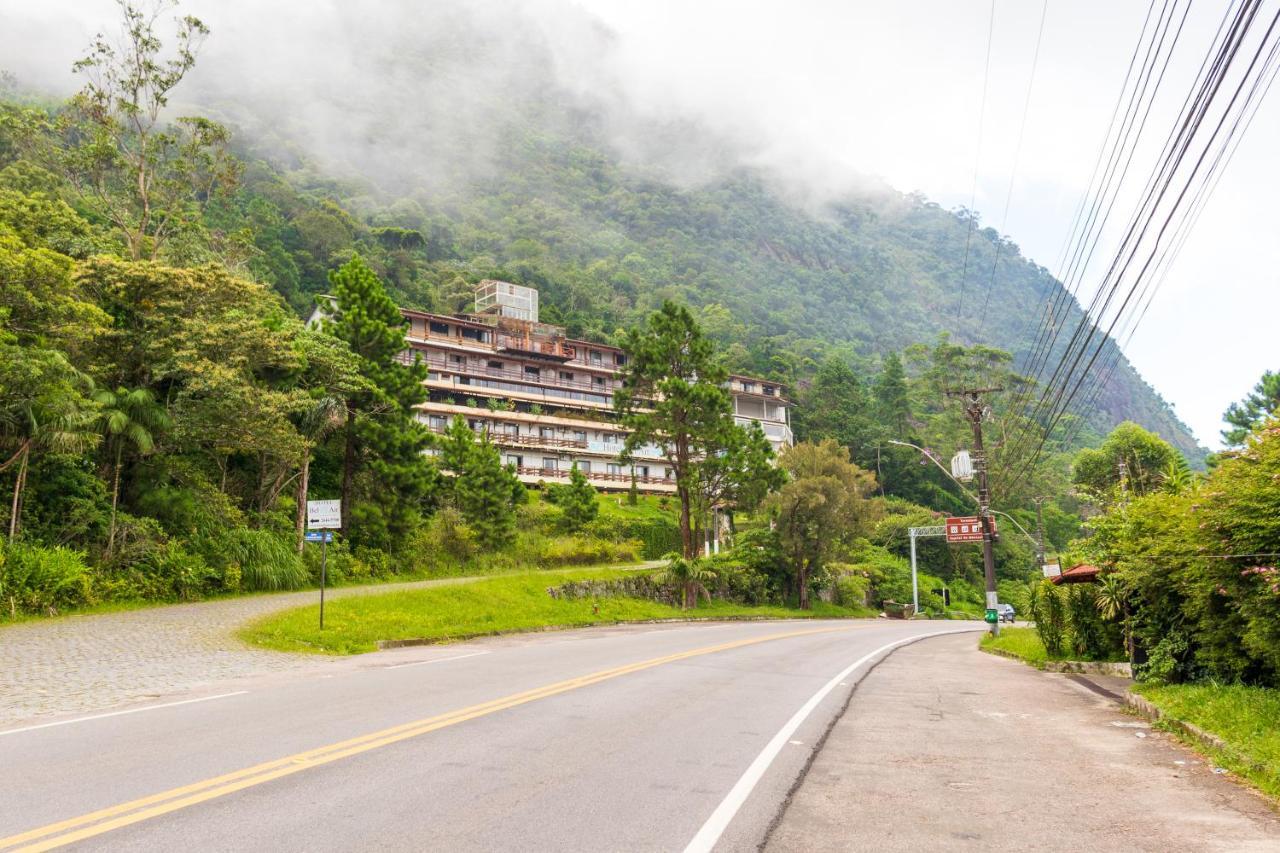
[764, 632, 1280, 853]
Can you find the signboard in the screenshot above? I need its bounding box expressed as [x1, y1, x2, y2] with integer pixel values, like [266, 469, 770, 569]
[307, 499, 341, 530]
[304, 531, 334, 543]
[1042, 562, 1062, 578]
[945, 516, 996, 543]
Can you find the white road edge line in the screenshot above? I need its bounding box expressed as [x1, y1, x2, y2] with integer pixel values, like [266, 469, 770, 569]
[0, 691, 250, 737]
[384, 650, 490, 669]
[683, 628, 977, 853]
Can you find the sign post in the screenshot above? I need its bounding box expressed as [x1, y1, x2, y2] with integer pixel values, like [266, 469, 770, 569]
[306, 500, 341, 629]
[908, 525, 946, 616]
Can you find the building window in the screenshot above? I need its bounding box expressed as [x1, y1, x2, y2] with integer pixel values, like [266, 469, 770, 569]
[762, 385, 775, 396]
[664, 468, 674, 480]
[593, 376, 606, 388]
[574, 431, 587, 443]
[577, 460, 591, 474]
[607, 463, 623, 476]
[428, 415, 446, 430]
[539, 427, 555, 438]
[603, 433, 616, 444]
[487, 360, 504, 370]
[590, 351, 602, 365]
[542, 457, 558, 473]
[505, 455, 523, 468]
[460, 327, 486, 342]
[559, 371, 574, 381]
[449, 353, 465, 365]
[524, 365, 540, 377]
[741, 381, 755, 393]
[614, 353, 626, 366]
[429, 320, 450, 335]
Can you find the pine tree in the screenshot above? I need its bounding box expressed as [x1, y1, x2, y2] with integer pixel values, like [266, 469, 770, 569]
[324, 254, 434, 547]
[453, 430, 518, 550]
[615, 301, 733, 559]
[559, 463, 598, 532]
[874, 352, 912, 437]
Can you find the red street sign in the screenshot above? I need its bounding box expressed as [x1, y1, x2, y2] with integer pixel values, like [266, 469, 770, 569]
[945, 516, 996, 543]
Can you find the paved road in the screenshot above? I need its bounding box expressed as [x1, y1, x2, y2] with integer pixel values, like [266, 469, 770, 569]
[767, 633, 1280, 852]
[0, 564, 661, 726]
[0, 619, 976, 851]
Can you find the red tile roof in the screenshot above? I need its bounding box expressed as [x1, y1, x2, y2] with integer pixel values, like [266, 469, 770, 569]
[1051, 564, 1101, 585]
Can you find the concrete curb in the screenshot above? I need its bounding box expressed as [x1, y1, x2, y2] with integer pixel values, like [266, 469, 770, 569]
[978, 644, 1132, 676]
[1125, 692, 1272, 779]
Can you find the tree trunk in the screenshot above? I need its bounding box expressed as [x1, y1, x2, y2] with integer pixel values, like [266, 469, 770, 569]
[677, 483, 693, 559]
[296, 452, 310, 554]
[107, 443, 122, 556]
[8, 446, 28, 540]
[798, 560, 811, 610]
[340, 406, 357, 536]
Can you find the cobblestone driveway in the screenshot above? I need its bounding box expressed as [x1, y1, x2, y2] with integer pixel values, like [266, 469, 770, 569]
[0, 577, 472, 727]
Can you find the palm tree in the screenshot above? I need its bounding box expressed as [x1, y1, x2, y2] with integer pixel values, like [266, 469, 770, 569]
[2, 351, 98, 539]
[656, 553, 717, 610]
[93, 387, 170, 555]
[1094, 573, 1133, 664]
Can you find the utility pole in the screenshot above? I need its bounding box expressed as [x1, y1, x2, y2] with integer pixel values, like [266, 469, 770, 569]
[947, 388, 1003, 635]
[1033, 496, 1047, 572]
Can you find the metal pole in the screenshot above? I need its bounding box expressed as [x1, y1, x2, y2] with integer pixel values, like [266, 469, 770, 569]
[910, 528, 920, 616]
[1034, 497, 1046, 571]
[319, 534, 327, 630]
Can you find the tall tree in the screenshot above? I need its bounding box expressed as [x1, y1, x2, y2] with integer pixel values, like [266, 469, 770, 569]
[766, 440, 878, 609]
[324, 253, 432, 545]
[92, 385, 169, 554]
[35, 0, 239, 261]
[439, 417, 520, 550]
[0, 339, 98, 538]
[615, 301, 733, 559]
[1222, 370, 1280, 447]
[874, 352, 912, 438]
[1072, 422, 1180, 501]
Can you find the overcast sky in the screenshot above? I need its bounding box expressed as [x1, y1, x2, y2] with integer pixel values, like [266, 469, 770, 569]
[2, 0, 1275, 449]
[579, 0, 1280, 450]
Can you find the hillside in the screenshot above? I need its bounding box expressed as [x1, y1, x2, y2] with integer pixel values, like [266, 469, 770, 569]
[221, 128, 1203, 462]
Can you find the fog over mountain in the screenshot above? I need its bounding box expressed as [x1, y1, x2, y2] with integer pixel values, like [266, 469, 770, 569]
[0, 0, 1215, 459]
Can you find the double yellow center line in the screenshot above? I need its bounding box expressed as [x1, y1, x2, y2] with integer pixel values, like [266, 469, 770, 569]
[1, 625, 849, 852]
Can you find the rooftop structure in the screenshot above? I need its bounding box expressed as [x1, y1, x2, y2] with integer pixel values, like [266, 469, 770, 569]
[399, 281, 794, 493]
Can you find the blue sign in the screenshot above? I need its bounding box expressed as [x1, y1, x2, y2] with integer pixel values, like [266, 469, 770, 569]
[304, 531, 334, 543]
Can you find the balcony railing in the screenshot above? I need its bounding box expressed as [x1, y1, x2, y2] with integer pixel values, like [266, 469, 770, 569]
[495, 333, 576, 361]
[514, 467, 673, 486]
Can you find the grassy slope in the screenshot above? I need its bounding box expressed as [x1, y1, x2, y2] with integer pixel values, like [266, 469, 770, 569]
[979, 627, 1052, 666]
[240, 567, 872, 655]
[1133, 682, 1280, 800]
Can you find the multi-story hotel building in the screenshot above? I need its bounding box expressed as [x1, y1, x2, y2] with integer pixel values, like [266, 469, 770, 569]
[393, 280, 793, 494]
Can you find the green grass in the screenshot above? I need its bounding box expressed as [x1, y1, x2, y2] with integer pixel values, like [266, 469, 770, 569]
[980, 627, 1052, 666]
[1132, 682, 1280, 800]
[239, 567, 873, 655]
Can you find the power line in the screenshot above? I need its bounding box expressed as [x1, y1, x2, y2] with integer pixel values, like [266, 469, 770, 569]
[956, 0, 997, 327]
[976, 0, 1050, 334]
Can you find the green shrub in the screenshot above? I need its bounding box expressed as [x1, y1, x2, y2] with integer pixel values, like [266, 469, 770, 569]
[0, 539, 93, 615]
[200, 527, 308, 592]
[1033, 580, 1067, 656]
[144, 541, 217, 600]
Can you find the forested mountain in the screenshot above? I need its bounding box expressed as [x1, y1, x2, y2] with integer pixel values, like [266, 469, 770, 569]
[0, 0, 1202, 461]
[215, 124, 1202, 461]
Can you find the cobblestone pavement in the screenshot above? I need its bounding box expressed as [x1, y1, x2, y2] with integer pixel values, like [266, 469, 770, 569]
[0, 577, 481, 727]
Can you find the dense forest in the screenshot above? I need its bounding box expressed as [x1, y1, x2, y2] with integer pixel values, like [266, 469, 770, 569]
[0, 1, 1231, 629]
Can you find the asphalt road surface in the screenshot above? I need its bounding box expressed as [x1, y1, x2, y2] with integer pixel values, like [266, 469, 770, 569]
[0, 619, 978, 852]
